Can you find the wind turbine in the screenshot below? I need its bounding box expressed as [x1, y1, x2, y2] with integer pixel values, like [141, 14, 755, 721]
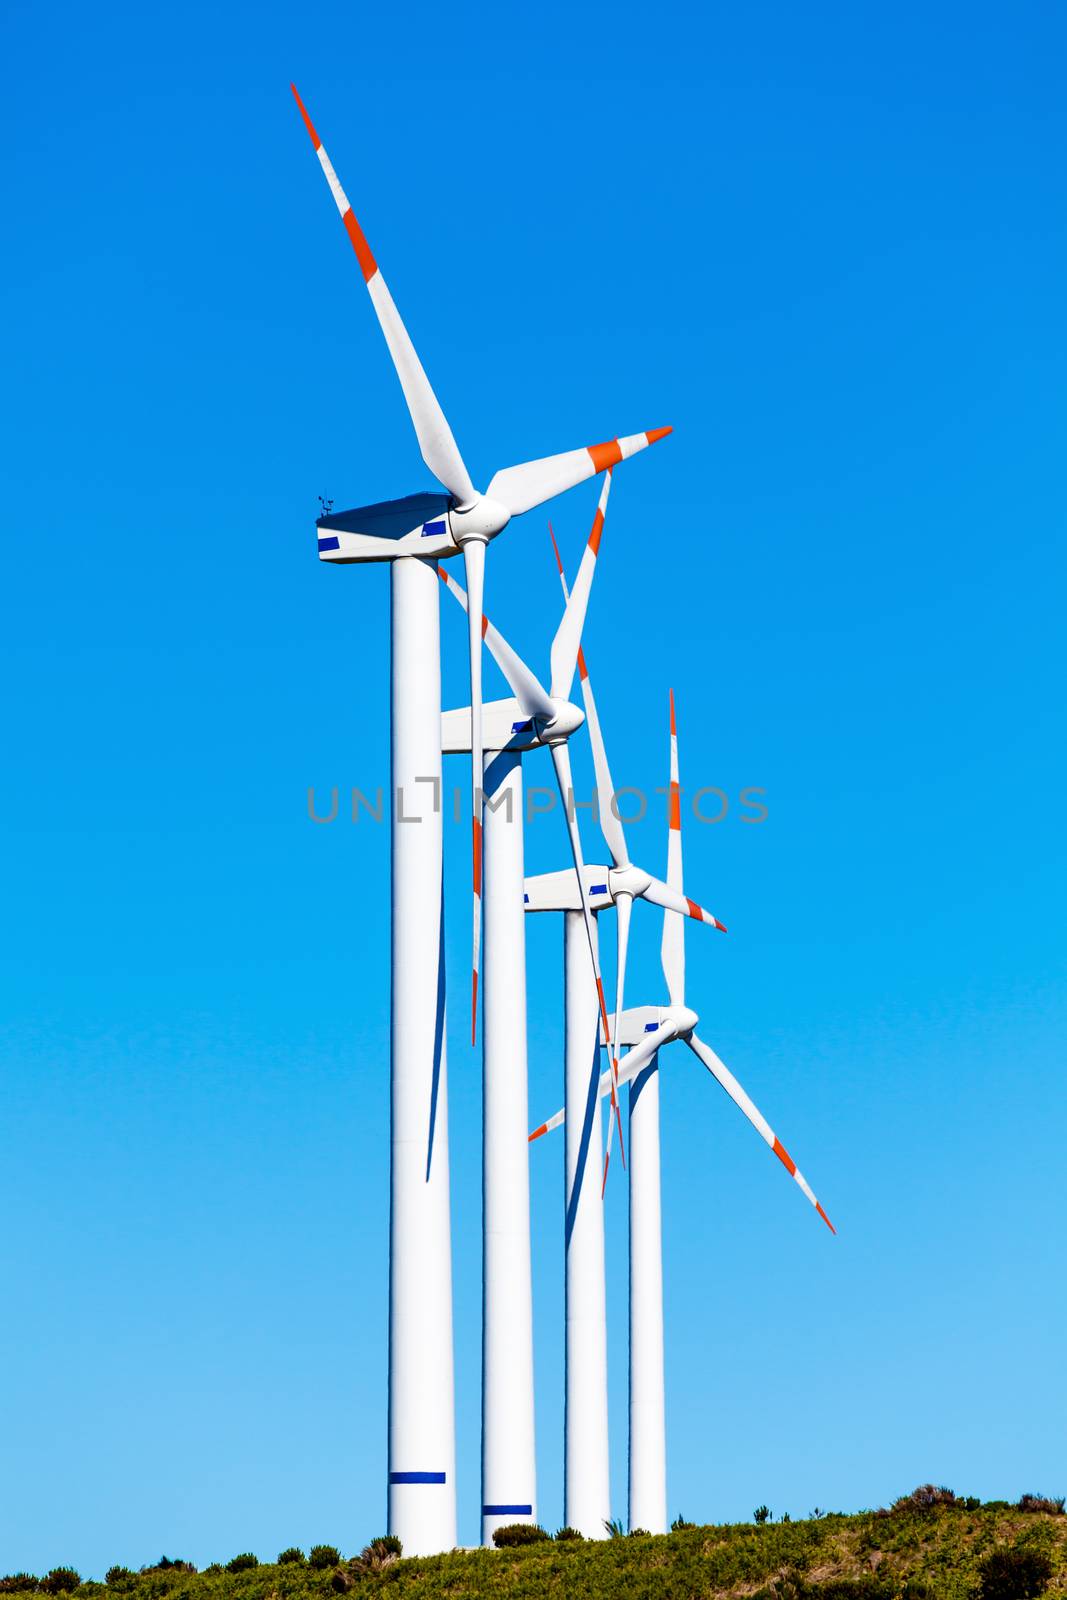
[515, 511, 728, 1537]
[530, 693, 836, 1535]
[291, 83, 669, 1044]
[290, 85, 669, 1555]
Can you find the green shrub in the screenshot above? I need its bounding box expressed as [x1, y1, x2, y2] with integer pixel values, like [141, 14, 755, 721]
[554, 1528, 583, 1541]
[308, 1547, 339, 1571]
[0, 1578, 39, 1593]
[603, 1519, 626, 1539]
[754, 1505, 771, 1524]
[892, 1485, 957, 1513]
[104, 1570, 134, 1588]
[351, 1539, 401, 1575]
[978, 1546, 1054, 1600]
[491, 1523, 549, 1548]
[41, 1574, 80, 1596]
[223, 1556, 257, 1574]
[140, 1561, 195, 1576]
[628, 1528, 650, 1538]
[1018, 1495, 1065, 1516]
[670, 1515, 695, 1531]
[276, 1549, 305, 1566]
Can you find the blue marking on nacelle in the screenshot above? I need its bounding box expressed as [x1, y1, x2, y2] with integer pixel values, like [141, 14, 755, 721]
[422, 520, 446, 537]
[318, 535, 340, 553]
[590, 883, 608, 895]
[523, 893, 530, 903]
[645, 1022, 660, 1032]
[511, 719, 533, 733]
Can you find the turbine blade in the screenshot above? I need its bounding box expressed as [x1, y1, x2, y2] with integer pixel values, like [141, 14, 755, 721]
[611, 888, 634, 1153]
[291, 86, 476, 505]
[549, 470, 611, 700]
[549, 527, 628, 871]
[529, 1106, 566, 1141]
[488, 428, 671, 518]
[660, 688, 686, 1005]
[642, 874, 727, 933]
[685, 1033, 836, 1234]
[438, 567, 555, 723]
[463, 540, 486, 1044]
[549, 739, 625, 1178]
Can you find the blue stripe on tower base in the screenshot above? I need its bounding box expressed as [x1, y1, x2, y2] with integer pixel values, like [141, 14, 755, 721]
[483, 1504, 533, 1516]
[390, 1471, 446, 1485]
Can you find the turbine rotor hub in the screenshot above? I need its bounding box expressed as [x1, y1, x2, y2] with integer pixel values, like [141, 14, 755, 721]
[449, 494, 511, 545]
[536, 699, 585, 744]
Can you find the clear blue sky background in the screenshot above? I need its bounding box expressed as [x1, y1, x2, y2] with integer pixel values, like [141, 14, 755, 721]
[2, 0, 1065, 1576]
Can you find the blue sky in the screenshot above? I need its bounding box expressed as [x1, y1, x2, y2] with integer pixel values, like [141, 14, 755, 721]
[3, 0, 1066, 1575]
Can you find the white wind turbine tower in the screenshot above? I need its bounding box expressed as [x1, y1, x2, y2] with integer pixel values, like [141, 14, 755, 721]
[290, 86, 670, 1555]
[437, 492, 611, 1548]
[531, 692, 836, 1535]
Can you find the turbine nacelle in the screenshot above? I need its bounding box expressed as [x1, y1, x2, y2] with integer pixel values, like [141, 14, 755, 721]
[442, 696, 584, 756]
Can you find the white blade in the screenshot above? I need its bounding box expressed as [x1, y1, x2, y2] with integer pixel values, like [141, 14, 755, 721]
[611, 888, 634, 1151]
[464, 540, 485, 1044]
[642, 874, 727, 933]
[661, 688, 685, 1005]
[685, 1033, 836, 1233]
[488, 429, 671, 518]
[550, 739, 625, 1176]
[528, 1019, 674, 1142]
[550, 470, 611, 700]
[549, 526, 628, 871]
[292, 86, 476, 505]
[438, 568, 555, 724]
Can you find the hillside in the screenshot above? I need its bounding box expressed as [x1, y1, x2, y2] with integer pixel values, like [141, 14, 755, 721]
[8, 1496, 1067, 1600]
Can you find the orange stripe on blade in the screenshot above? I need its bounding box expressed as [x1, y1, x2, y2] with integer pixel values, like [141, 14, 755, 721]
[481, 613, 489, 639]
[342, 207, 378, 282]
[596, 977, 610, 1039]
[577, 646, 589, 682]
[529, 1124, 548, 1143]
[472, 817, 482, 896]
[601, 1149, 610, 1197]
[548, 521, 564, 575]
[772, 1137, 797, 1177]
[290, 83, 322, 149]
[646, 426, 673, 445]
[816, 1202, 837, 1235]
[685, 897, 703, 921]
[669, 686, 676, 735]
[669, 781, 681, 831]
[588, 507, 605, 554]
[587, 439, 623, 474]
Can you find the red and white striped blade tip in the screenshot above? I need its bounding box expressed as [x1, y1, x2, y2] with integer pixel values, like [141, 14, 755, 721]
[772, 1137, 836, 1234]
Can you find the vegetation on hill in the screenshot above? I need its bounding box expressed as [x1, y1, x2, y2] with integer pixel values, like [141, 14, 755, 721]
[4, 1490, 1065, 1600]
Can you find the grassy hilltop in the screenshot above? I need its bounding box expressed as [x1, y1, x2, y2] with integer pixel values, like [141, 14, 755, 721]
[7, 1491, 1067, 1600]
